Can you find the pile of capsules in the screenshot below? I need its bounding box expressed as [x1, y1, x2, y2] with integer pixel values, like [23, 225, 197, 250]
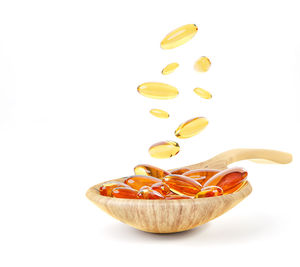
[99, 164, 248, 199]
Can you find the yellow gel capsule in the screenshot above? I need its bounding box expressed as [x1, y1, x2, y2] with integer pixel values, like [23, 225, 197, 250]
[150, 109, 169, 119]
[137, 82, 179, 100]
[162, 63, 179, 75]
[149, 141, 180, 159]
[194, 56, 211, 72]
[193, 88, 212, 99]
[161, 24, 198, 50]
[175, 117, 208, 139]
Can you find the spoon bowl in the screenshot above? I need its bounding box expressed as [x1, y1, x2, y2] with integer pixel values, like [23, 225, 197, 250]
[86, 148, 292, 233]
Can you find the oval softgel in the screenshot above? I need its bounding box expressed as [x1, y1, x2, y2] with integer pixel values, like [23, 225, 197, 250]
[175, 117, 208, 139]
[137, 82, 179, 100]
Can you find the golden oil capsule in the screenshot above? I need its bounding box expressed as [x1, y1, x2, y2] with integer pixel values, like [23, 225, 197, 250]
[148, 141, 180, 159]
[161, 24, 198, 50]
[162, 63, 179, 75]
[223, 181, 247, 195]
[137, 82, 178, 100]
[170, 167, 191, 175]
[134, 164, 170, 178]
[194, 56, 211, 72]
[193, 88, 212, 99]
[150, 109, 170, 119]
[175, 117, 208, 139]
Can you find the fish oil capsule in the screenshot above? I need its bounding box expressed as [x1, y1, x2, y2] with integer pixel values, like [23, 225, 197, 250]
[203, 167, 248, 192]
[160, 24, 198, 50]
[183, 169, 220, 185]
[170, 167, 191, 175]
[150, 109, 170, 119]
[195, 186, 223, 198]
[111, 187, 138, 199]
[194, 56, 211, 72]
[151, 182, 171, 196]
[99, 181, 130, 197]
[193, 88, 212, 99]
[148, 141, 180, 159]
[223, 181, 247, 195]
[137, 82, 179, 100]
[163, 174, 202, 196]
[162, 63, 179, 75]
[175, 117, 208, 139]
[134, 164, 170, 178]
[124, 175, 161, 190]
[166, 195, 193, 200]
[137, 186, 165, 199]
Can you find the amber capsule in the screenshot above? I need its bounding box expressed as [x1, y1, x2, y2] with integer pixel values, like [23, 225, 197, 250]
[223, 181, 248, 195]
[166, 195, 193, 200]
[151, 182, 171, 196]
[111, 187, 138, 199]
[148, 141, 180, 159]
[170, 167, 191, 175]
[195, 186, 223, 198]
[194, 56, 211, 72]
[124, 175, 161, 190]
[134, 164, 170, 178]
[161, 24, 198, 50]
[203, 167, 248, 192]
[163, 174, 202, 196]
[137, 186, 165, 199]
[150, 109, 170, 119]
[193, 88, 212, 99]
[183, 169, 220, 185]
[175, 117, 208, 139]
[162, 63, 179, 75]
[137, 82, 179, 100]
[99, 181, 130, 197]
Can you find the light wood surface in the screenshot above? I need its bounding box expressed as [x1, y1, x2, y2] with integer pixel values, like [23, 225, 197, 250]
[86, 148, 292, 233]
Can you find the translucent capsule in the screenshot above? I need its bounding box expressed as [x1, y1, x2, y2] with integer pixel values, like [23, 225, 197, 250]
[166, 194, 193, 200]
[203, 167, 248, 192]
[193, 88, 212, 99]
[223, 181, 248, 195]
[99, 181, 130, 197]
[161, 24, 198, 50]
[162, 63, 179, 75]
[124, 175, 161, 190]
[150, 109, 170, 119]
[195, 186, 223, 198]
[170, 167, 191, 175]
[148, 141, 180, 159]
[134, 164, 170, 178]
[111, 187, 138, 199]
[137, 186, 165, 199]
[175, 117, 208, 139]
[137, 82, 179, 100]
[163, 174, 202, 196]
[194, 56, 211, 72]
[183, 169, 220, 185]
[151, 182, 171, 196]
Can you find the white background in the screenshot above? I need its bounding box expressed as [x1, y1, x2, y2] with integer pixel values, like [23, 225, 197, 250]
[0, 0, 299, 266]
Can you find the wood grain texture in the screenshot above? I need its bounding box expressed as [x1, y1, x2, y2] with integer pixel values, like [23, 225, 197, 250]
[86, 148, 292, 233]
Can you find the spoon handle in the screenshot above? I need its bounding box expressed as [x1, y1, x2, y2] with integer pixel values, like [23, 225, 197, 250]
[186, 149, 292, 170]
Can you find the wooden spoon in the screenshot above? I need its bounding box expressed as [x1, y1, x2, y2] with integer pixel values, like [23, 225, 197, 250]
[86, 148, 292, 233]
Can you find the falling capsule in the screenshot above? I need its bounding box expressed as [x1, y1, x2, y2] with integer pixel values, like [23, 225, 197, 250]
[203, 167, 248, 192]
[150, 109, 170, 119]
[175, 117, 208, 139]
[163, 174, 202, 196]
[111, 187, 138, 199]
[183, 169, 220, 185]
[124, 175, 162, 190]
[162, 63, 179, 75]
[134, 164, 170, 178]
[148, 141, 180, 159]
[99, 181, 130, 197]
[137, 186, 165, 199]
[195, 186, 223, 198]
[193, 88, 212, 99]
[137, 82, 179, 100]
[194, 56, 211, 72]
[161, 24, 198, 50]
